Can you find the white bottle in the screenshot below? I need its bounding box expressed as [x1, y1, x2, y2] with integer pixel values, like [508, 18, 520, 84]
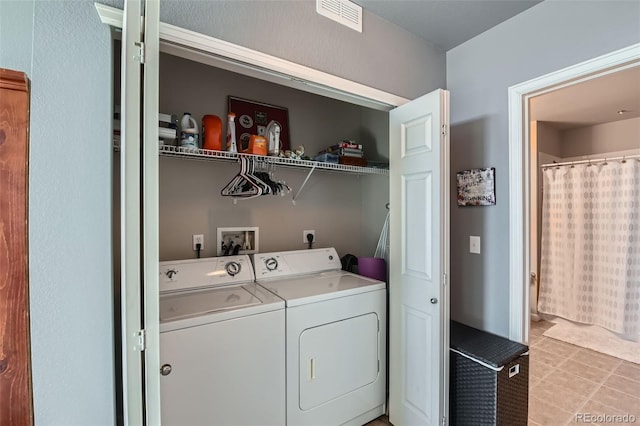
[226, 113, 237, 153]
[266, 120, 281, 156]
[180, 112, 199, 149]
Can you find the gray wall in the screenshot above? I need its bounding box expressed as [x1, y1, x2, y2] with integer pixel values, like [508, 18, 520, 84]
[158, 0, 446, 100]
[159, 53, 386, 159]
[562, 117, 640, 157]
[158, 158, 380, 260]
[537, 118, 640, 159]
[0, 0, 115, 424]
[2, 0, 443, 423]
[447, 0, 640, 336]
[104, 0, 447, 100]
[0, 0, 33, 72]
[156, 53, 390, 261]
[536, 122, 562, 158]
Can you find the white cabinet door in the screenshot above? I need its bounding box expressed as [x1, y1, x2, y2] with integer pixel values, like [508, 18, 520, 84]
[120, 0, 160, 424]
[389, 89, 450, 426]
[160, 311, 286, 426]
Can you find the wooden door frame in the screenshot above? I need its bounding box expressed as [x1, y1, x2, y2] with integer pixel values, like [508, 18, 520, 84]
[0, 68, 33, 426]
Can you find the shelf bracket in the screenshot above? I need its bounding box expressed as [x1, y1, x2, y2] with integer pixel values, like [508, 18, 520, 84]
[292, 165, 316, 205]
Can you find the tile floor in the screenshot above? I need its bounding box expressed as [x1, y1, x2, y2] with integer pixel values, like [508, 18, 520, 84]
[365, 320, 640, 426]
[528, 319, 640, 425]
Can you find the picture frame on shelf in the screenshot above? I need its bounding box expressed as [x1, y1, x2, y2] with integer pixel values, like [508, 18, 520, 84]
[228, 96, 290, 153]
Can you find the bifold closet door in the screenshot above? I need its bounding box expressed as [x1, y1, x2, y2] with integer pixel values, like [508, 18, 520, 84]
[389, 88, 450, 426]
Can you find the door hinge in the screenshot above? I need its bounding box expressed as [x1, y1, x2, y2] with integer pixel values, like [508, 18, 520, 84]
[135, 329, 146, 351]
[441, 124, 447, 136]
[442, 415, 446, 426]
[134, 41, 145, 64]
[442, 273, 447, 287]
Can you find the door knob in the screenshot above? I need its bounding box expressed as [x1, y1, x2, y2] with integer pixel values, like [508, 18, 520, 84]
[430, 297, 438, 304]
[160, 364, 172, 376]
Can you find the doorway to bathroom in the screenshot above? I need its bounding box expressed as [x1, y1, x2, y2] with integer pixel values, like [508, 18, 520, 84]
[508, 43, 640, 425]
[528, 65, 640, 348]
[507, 43, 639, 343]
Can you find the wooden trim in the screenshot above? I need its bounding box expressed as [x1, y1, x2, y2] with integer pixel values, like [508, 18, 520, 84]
[0, 68, 28, 92]
[0, 68, 33, 426]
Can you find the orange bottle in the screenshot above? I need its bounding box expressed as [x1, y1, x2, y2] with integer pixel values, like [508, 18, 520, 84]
[244, 135, 267, 156]
[202, 115, 223, 151]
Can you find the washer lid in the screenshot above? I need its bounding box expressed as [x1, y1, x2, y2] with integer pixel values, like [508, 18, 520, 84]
[258, 270, 385, 307]
[160, 283, 282, 324]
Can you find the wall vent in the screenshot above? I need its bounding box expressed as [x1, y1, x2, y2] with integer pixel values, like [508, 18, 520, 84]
[316, 0, 363, 33]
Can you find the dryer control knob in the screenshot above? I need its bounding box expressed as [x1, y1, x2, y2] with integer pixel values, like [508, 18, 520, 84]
[160, 364, 172, 376]
[265, 257, 278, 271]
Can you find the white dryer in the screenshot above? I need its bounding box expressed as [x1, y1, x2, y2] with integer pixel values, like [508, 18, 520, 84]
[159, 255, 285, 426]
[253, 248, 387, 426]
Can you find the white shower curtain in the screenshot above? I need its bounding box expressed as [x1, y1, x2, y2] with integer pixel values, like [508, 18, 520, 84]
[538, 160, 640, 342]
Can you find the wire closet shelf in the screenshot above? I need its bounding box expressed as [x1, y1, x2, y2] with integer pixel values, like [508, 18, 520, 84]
[157, 145, 389, 176]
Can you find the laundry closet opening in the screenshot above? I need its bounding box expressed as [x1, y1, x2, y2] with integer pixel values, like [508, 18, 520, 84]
[111, 36, 394, 422]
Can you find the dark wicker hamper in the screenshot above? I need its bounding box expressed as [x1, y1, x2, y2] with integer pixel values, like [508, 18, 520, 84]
[449, 321, 529, 426]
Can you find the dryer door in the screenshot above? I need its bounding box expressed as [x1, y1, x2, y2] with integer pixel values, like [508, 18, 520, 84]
[299, 313, 379, 410]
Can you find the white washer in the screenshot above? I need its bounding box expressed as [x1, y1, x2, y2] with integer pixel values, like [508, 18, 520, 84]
[159, 255, 285, 426]
[253, 248, 387, 426]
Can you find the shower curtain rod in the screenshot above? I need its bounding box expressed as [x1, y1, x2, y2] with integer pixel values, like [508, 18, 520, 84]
[541, 154, 640, 168]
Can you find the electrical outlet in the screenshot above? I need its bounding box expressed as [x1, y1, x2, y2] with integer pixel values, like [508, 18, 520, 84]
[193, 234, 204, 250]
[303, 230, 316, 244]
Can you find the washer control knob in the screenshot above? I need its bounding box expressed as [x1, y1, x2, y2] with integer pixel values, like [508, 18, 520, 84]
[265, 257, 278, 271]
[225, 261, 241, 276]
[160, 364, 172, 376]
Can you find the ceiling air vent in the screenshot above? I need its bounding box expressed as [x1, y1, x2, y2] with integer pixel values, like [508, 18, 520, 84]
[316, 0, 363, 33]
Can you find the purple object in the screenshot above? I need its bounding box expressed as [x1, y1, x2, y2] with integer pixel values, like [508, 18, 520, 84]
[357, 257, 387, 282]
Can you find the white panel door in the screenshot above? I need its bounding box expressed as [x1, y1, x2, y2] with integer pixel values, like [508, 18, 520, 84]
[389, 89, 450, 426]
[121, 0, 160, 424]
